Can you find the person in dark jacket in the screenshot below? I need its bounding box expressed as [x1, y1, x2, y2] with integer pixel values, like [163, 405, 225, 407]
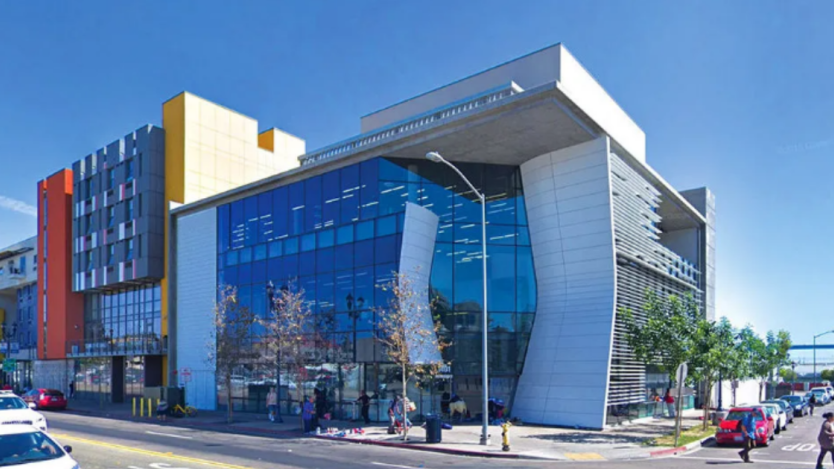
[357, 390, 371, 425]
[812, 394, 818, 416]
[818, 412, 834, 469]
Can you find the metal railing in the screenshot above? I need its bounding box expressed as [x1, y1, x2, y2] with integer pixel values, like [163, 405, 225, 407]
[300, 83, 524, 167]
[66, 338, 167, 357]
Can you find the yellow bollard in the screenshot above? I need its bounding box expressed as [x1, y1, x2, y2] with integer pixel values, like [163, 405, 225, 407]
[140, 398, 144, 418]
[147, 398, 151, 419]
[132, 398, 136, 417]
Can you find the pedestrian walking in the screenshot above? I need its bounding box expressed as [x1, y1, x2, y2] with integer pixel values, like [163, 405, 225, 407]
[812, 394, 818, 417]
[664, 390, 676, 418]
[738, 410, 757, 463]
[388, 395, 400, 434]
[266, 387, 278, 423]
[302, 395, 316, 434]
[817, 412, 834, 469]
[68, 381, 75, 399]
[357, 390, 371, 425]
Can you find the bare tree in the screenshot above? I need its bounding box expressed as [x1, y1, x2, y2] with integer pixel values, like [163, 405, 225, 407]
[375, 270, 449, 441]
[260, 282, 316, 431]
[207, 285, 258, 424]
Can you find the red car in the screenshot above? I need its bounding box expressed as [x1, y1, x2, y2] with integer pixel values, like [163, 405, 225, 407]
[715, 407, 775, 446]
[22, 388, 67, 410]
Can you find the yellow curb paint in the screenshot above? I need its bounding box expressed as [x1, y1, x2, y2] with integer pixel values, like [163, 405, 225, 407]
[51, 433, 253, 469]
[565, 453, 606, 461]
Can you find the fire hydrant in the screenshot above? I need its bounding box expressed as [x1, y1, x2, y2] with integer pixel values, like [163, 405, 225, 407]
[501, 421, 512, 452]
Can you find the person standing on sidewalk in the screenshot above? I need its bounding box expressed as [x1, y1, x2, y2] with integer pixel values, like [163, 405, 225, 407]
[357, 390, 371, 425]
[664, 390, 676, 418]
[302, 395, 316, 434]
[817, 412, 834, 469]
[738, 410, 757, 463]
[812, 394, 818, 417]
[266, 387, 278, 423]
[68, 381, 75, 399]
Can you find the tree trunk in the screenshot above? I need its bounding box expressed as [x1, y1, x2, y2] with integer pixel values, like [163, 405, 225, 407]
[226, 375, 233, 424]
[297, 376, 304, 433]
[759, 381, 764, 402]
[401, 364, 408, 441]
[702, 379, 713, 431]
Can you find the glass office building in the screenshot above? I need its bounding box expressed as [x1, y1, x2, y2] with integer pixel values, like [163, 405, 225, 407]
[213, 157, 536, 417]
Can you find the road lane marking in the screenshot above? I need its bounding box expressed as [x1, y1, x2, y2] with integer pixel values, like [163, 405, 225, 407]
[146, 430, 194, 440]
[371, 463, 428, 469]
[678, 456, 817, 465]
[51, 433, 252, 469]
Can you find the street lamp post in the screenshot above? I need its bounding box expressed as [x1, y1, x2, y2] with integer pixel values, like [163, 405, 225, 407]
[426, 151, 490, 446]
[814, 330, 834, 385]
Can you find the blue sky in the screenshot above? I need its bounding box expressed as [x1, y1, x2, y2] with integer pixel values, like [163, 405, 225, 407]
[0, 1, 832, 346]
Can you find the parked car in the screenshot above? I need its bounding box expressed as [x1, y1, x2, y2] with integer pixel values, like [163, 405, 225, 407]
[22, 389, 67, 411]
[0, 424, 77, 468]
[763, 399, 793, 425]
[780, 394, 810, 417]
[0, 394, 48, 433]
[751, 403, 785, 434]
[811, 388, 831, 405]
[716, 407, 774, 446]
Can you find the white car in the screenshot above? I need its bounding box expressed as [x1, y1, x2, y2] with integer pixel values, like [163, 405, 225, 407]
[0, 394, 48, 433]
[756, 403, 787, 434]
[0, 424, 78, 468]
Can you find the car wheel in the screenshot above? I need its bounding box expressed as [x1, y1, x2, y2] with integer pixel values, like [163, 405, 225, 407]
[770, 432, 775, 441]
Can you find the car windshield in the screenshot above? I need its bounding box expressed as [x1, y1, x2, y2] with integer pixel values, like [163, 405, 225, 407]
[783, 396, 802, 403]
[726, 411, 761, 421]
[0, 431, 64, 466]
[0, 398, 27, 411]
[43, 391, 63, 398]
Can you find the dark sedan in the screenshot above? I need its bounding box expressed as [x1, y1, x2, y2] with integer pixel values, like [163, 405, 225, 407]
[780, 394, 809, 417]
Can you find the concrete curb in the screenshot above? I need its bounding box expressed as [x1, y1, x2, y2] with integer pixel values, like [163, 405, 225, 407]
[649, 435, 715, 458]
[312, 435, 560, 460]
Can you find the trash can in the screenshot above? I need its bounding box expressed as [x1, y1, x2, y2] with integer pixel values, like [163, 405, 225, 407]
[425, 414, 442, 443]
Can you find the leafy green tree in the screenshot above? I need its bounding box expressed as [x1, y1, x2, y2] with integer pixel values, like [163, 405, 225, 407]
[779, 368, 798, 383]
[689, 317, 736, 430]
[622, 291, 700, 386]
[748, 329, 792, 401]
[821, 369, 834, 382]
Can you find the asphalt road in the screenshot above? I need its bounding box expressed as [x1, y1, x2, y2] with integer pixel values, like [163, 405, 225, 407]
[43, 409, 829, 469]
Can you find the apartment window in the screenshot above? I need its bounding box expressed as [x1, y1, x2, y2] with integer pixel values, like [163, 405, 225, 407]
[108, 169, 115, 190]
[138, 194, 142, 217]
[127, 198, 134, 220]
[85, 214, 92, 234]
[42, 194, 47, 227]
[86, 252, 93, 271]
[108, 206, 115, 228]
[0, 266, 4, 275]
[84, 178, 92, 197]
[107, 245, 115, 266]
[33, 255, 37, 271]
[126, 239, 134, 261]
[137, 235, 142, 257]
[126, 159, 134, 182]
[138, 154, 143, 176]
[19, 256, 26, 273]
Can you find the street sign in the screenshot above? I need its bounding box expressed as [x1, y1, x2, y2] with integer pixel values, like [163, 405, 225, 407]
[2, 359, 16, 372]
[676, 362, 688, 385]
[180, 367, 192, 384]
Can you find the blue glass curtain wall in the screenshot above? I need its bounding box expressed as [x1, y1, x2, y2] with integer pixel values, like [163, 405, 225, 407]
[216, 157, 536, 415]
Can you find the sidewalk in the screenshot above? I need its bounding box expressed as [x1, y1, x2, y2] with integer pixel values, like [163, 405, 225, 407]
[63, 399, 710, 461]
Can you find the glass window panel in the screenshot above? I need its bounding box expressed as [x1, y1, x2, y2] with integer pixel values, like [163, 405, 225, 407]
[230, 200, 245, 249]
[360, 160, 379, 220]
[356, 220, 374, 241]
[488, 245, 515, 312]
[376, 215, 396, 237]
[335, 244, 353, 272]
[316, 247, 334, 273]
[289, 182, 305, 236]
[355, 240, 374, 267]
[239, 247, 252, 264]
[254, 244, 267, 261]
[335, 313, 353, 332]
[238, 263, 252, 285]
[375, 235, 397, 265]
[217, 254, 225, 270]
[252, 286, 267, 318]
[357, 311, 374, 330]
[517, 226, 531, 246]
[516, 246, 536, 313]
[454, 223, 482, 245]
[436, 223, 454, 243]
[258, 192, 273, 243]
[226, 250, 239, 266]
[267, 257, 283, 283]
[489, 312, 515, 332]
[340, 165, 360, 224]
[218, 204, 230, 253]
[238, 286, 252, 311]
[334, 270, 354, 313]
[430, 243, 454, 315]
[221, 266, 238, 288]
[420, 182, 455, 224]
[244, 196, 258, 247]
[379, 181, 418, 216]
[354, 267, 374, 310]
[284, 237, 299, 255]
[299, 251, 316, 277]
[483, 166, 517, 225]
[518, 314, 534, 334]
[301, 275, 316, 311]
[487, 224, 517, 246]
[517, 192, 528, 225]
[283, 254, 299, 282]
[454, 244, 484, 311]
[300, 233, 316, 252]
[268, 240, 283, 258]
[337, 225, 353, 245]
[252, 259, 267, 285]
[379, 158, 408, 181]
[317, 273, 335, 313]
[322, 171, 340, 229]
[318, 229, 334, 248]
[397, 213, 405, 233]
[272, 187, 289, 239]
[305, 176, 322, 232]
[375, 263, 396, 307]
